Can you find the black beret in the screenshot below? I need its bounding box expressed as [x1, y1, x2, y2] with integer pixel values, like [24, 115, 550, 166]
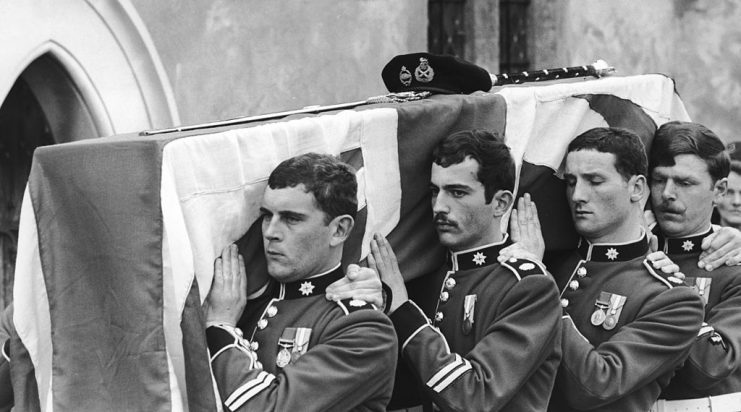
[382, 52, 493, 94]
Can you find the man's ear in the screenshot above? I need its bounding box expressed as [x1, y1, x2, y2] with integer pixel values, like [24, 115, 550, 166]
[492, 190, 514, 217]
[629, 174, 648, 203]
[713, 177, 728, 205]
[329, 215, 355, 247]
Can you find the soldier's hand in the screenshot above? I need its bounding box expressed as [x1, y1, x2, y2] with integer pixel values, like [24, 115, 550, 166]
[204, 244, 247, 326]
[325, 264, 383, 308]
[698, 226, 741, 271]
[647, 251, 683, 277]
[368, 233, 408, 314]
[499, 193, 544, 262]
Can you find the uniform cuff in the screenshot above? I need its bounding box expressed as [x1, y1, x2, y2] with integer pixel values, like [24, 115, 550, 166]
[206, 325, 242, 355]
[389, 300, 429, 345]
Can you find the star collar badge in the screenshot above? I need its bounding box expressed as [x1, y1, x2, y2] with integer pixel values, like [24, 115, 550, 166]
[606, 248, 619, 260]
[682, 240, 694, 251]
[472, 252, 487, 266]
[299, 281, 315, 296]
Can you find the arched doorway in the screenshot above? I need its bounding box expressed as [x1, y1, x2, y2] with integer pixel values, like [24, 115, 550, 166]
[0, 54, 104, 307]
[0, 0, 180, 307]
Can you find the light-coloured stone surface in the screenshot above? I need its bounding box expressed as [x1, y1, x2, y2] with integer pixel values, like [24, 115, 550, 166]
[132, 0, 427, 126]
[530, 0, 741, 142]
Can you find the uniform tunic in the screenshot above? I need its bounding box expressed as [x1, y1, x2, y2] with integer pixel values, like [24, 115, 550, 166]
[207, 267, 398, 412]
[392, 239, 562, 412]
[656, 227, 741, 399]
[547, 235, 705, 411]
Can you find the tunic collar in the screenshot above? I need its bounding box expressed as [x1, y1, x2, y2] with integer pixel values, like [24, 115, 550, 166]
[577, 231, 648, 262]
[655, 226, 713, 255]
[449, 234, 510, 271]
[279, 264, 344, 300]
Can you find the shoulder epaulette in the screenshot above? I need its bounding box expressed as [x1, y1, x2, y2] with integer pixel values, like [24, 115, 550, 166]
[336, 298, 378, 315]
[500, 257, 547, 281]
[642, 259, 687, 289]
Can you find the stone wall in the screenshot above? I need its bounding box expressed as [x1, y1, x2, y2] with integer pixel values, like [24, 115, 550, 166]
[530, 0, 741, 142]
[133, 0, 428, 126]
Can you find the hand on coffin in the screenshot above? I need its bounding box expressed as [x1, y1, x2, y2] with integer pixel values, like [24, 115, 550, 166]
[204, 244, 247, 327]
[368, 233, 408, 314]
[498, 193, 545, 263]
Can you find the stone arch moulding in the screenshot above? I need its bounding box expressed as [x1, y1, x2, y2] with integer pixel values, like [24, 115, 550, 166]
[0, 0, 179, 139]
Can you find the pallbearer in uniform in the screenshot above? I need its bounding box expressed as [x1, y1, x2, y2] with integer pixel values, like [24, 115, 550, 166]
[203, 153, 397, 411]
[505, 127, 705, 411]
[648, 122, 741, 411]
[372, 130, 563, 411]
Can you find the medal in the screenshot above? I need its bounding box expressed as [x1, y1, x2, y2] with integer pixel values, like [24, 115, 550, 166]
[602, 294, 626, 331]
[462, 295, 476, 336]
[591, 292, 610, 326]
[276, 347, 291, 368]
[603, 316, 617, 330]
[590, 309, 606, 326]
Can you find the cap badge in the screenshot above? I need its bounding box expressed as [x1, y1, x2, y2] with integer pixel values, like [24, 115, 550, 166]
[414, 57, 434, 83]
[399, 66, 412, 86]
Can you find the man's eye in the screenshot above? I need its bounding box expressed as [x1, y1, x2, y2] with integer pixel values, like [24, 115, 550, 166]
[285, 215, 301, 224]
[450, 190, 466, 198]
[430, 187, 439, 196]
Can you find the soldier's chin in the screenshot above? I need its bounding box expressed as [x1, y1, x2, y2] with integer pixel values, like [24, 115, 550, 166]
[267, 262, 296, 281]
[437, 232, 461, 249]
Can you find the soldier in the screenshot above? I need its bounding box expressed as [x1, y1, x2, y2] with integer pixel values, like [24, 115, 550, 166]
[648, 121, 741, 411]
[204, 153, 397, 411]
[371, 130, 563, 411]
[716, 160, 741, 230]
[505, 127, 705, 411]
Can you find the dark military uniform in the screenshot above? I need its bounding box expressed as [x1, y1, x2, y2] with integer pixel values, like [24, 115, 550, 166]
[207, 266, 398, 412]
[547, 234, 705, 411]
[654, 227, 741, 408]
[392, 239, 562, 411]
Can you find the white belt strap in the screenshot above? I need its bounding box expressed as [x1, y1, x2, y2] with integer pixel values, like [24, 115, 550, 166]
[650, 392, 741, 412]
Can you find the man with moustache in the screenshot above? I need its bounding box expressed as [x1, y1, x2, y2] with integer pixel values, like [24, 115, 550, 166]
[371, 130, 562, 411]
[647, 121, 741, 411]
[506, 127, 704, 411]
[203, 153, 397, 411]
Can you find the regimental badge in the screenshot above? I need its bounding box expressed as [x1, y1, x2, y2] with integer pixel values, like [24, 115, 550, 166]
[590, 292, 610, 326]
[462, 295, 477, 335]
[686, 277, 712, 306]
[602, 293, 627, 331]
[414, 57, 434, 83]
[277, 327, 312, 368]
[399, 66, 412, 86]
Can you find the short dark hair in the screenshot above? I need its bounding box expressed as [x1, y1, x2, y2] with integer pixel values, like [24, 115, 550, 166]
[649, 121, 729, 183]
[567, 127, 648, 181]
[432, 130, 515, 203]
[268, 153, 357, 223]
